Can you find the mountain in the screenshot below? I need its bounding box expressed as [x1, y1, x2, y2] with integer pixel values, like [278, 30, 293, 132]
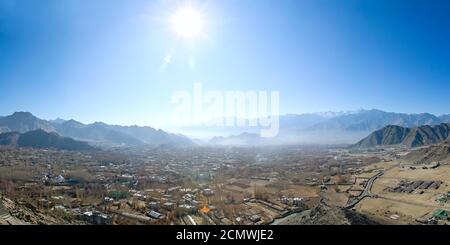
[314, 110, 356, 119]
[52, 121, 194, 147]
[0, 132, 20, 146]
[98, 124, 193, 146]
[53, 120, 143, 146]
[296, 110, 450, 144]
[209, 133, 264, 146]
[0, 112, 195, 147]
[1, 110, 449, 147]
[179, 113, 334, 140]
[352, 125, 411, 148]
[405, 141, 450, 164]
[308, 109, 443, 132]
[0, 112, 56, 133]
[48, 118, 67, 124]
[179, 109, 450, 145]
[279, 114, 328, 130]
[0, 126, 8, 134]
[353, 123, 450, 148]
[440, 114, 450, 122]
[0, 130, 95, 151]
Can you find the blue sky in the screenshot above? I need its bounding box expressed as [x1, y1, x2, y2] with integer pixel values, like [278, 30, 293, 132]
[0, 0, 449, 128]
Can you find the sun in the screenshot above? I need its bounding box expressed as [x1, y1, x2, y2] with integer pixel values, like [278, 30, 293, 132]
[171, 7, 204, 39]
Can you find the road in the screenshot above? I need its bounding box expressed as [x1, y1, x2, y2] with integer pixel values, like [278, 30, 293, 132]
[344, 163, 402, 209]
[344, 171, 384, 209]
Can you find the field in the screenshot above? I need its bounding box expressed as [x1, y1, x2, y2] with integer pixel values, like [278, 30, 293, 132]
[356, 161, 450, 224]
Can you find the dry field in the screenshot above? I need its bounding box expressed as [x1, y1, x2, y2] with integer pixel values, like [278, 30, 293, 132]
[355, 161, 450, 224]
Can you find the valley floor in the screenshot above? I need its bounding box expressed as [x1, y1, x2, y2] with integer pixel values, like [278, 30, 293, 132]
[354, 161, 450, 224]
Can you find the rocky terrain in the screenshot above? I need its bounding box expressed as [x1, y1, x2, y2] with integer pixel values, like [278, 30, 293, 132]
[354, 123, 450, 148]
[405, 141, 450, 164]
[280, 199, 379, 225]
[0, 112, 194, 147]
[0, 130, 96, 151]
[0, 196, 81, 225]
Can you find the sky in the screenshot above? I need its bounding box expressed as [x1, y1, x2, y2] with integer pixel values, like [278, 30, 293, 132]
[0, 0, 449, 129]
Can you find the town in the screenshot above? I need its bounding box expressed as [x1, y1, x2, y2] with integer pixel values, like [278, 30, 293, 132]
[0, 145, 376, 225]
[3, 143, 447, 225]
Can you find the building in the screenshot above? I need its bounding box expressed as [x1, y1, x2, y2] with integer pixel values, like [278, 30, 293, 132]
[148, 202, 159, 210]
[162, 202, 176, 210]
[167, 186, 180, 193]
[202, 188, 214, 196]
[103, 197, 114, 203]
[293, 197, 304, 206]
[280, 196, 290, 205]
[178, 204, 195, 212]
[436, 195, 447, 204]
[147, 211, 163, 219]
[83, 211, 113, 225]
[249, 215, 261, 223]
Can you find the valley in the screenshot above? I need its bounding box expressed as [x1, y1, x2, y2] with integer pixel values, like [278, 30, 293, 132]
[0, 110, 449, 225]
[1, 140, 447, 225]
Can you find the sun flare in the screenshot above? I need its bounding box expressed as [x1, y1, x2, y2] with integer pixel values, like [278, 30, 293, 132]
[171, 7, 204, 39]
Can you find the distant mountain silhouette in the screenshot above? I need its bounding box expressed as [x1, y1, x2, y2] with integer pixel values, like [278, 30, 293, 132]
[0, 112, 195, 147]
[308, 109, 444, 132]
[2, 110, 449, 146]
[0, 129, 95, 151]
[0, 132, 20, 146]
[182, 109, 450, 145]
[353, 123, 450, 148]
[53, 120, 143, 146]
[210, 133, 263, 146]
[102, 124, 194, 147]
[440, 114, 450, 123]
[0, 112, 56, 133]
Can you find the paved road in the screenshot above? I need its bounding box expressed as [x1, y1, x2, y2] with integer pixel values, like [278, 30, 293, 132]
[345, 171, 384, 209]
[344, 163, 402, 209]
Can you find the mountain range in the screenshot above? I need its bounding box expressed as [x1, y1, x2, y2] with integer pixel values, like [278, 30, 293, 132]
[353, 123, 450, 148]
[183, 109, 450, 145]
[209, 133, 264, 146]
[0, 112, 194, 147]
[306, 109, 445, 132]
[1, 109, 450, 147]
[0, 129, 96, 151]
